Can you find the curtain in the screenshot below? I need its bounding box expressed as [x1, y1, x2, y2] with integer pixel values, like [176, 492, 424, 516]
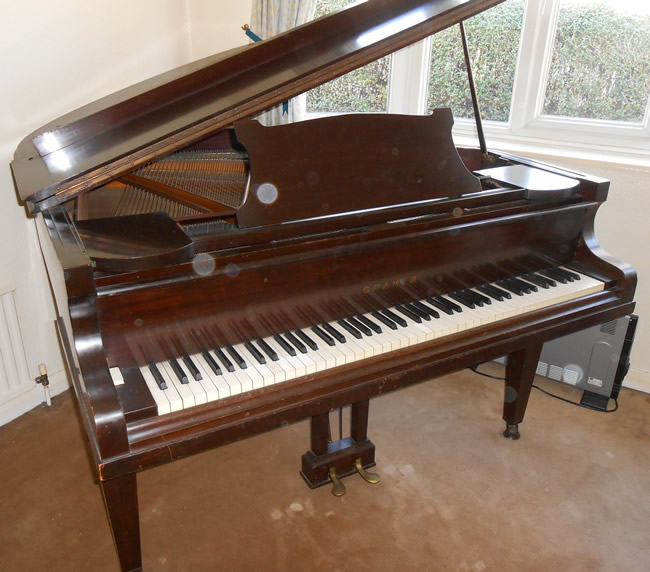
[250, 0, 317, 125]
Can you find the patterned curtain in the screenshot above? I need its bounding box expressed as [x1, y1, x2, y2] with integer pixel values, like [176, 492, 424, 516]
[250, 0, 317, 125]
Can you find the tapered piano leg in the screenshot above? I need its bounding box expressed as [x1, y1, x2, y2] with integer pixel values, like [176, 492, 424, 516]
[502, 343, 543, 440]
[99, 473, 142, 572]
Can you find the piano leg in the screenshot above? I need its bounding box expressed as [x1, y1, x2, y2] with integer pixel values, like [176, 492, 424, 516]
[502, 343, 543, 440]
[100, 474, 142, 572]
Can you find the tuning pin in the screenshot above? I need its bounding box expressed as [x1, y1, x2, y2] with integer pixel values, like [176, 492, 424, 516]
[354, 458, 381, 484]
[328, 467, 346, 497]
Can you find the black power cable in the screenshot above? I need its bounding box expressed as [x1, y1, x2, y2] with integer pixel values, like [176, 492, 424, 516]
[468, 364, 619, 413]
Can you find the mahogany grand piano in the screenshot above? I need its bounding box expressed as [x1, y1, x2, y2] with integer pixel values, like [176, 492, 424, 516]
[11, 1, 636, 570]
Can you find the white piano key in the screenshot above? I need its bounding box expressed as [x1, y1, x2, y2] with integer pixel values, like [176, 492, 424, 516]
[161, 361, 196, 409]
[139, 366, 171, 416]
[173, 358, 208, 406]
[261, 336, 298, 380]
[190, 355, 222, 402]
[194, 353, 230, 398]
[109, 366, 124, 386]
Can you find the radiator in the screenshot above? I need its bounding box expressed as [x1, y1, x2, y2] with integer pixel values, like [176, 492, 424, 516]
[0, 284, 30, 397]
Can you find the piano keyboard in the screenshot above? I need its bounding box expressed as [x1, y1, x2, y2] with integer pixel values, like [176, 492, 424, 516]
[109, 267, 604, 416]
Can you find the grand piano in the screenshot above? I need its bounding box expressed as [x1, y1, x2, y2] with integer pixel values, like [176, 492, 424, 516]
[10, 0, 636, 570]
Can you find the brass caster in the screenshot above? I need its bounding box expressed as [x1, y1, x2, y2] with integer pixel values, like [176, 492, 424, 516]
[354, 457, 381, 484]
[503, 422, 520, 440]
[328, 467, 346, 497]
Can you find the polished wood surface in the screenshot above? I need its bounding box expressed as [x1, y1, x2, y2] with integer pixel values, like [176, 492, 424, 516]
[235, 109, 481, 227]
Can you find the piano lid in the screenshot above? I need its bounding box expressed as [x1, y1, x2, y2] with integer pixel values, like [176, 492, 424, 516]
[11, 0, 504, 212]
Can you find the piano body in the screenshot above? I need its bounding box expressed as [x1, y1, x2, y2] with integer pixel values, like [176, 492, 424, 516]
[10, 0, 636, 570]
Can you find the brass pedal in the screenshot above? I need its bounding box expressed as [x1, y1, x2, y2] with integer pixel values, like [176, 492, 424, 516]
[354, 457, 381, 484]
[328, 467, 346, 497]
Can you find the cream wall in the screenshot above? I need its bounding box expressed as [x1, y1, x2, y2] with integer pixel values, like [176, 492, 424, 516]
[188, 0, 253, 60]
[0, 0, 646, 425]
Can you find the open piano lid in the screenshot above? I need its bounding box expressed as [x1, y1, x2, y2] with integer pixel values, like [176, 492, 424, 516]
[11, 0, 505, 213]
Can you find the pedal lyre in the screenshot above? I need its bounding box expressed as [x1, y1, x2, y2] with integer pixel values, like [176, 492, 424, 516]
[328, 467, 346, 497]
[354, 457, 381, 484]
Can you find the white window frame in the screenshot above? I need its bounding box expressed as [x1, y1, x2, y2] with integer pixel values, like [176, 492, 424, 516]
[305, 0, 650, 166]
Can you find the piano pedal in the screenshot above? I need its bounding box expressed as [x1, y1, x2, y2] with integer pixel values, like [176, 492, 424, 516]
[503, 422, 520, 440]
[328, 467, 346, 497]
[354, 457, 381, 484]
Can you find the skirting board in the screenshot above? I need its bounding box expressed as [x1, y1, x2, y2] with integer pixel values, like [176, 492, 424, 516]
[623, 367, 650, 395]
[0, 369, 69, 427]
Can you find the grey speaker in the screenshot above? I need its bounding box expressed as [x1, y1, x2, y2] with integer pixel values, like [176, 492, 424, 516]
[495, 315, 638, 410]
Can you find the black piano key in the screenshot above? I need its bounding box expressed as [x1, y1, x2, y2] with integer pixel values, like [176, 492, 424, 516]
[467, 289, 491, 305]
[182, 355, 202, 380]
[322, 322, 346, 344]
[530, 272, 556, 288]
[476, 283, 506, 301]
[372, 310, 398, 330]
[414, 300, 439, 319]
[244, 340, 266, 364]
[356, 314, 381, 334]
[381, 308, 407, 328]
[511, 277, 537, 293]
[396, 304, 421, 323]
[337, 319, 362, 339]
[434, 295, 463, 313]
[413, 302, 440, 318]
[460, 289, 484, 307]
[295, 329, 318, 351]
[553, 267, 580, 281]
[539, 269, 568, 284]
[521, 273, 551, 289]
[226, 345, 247, 369]
[285, 331, 308, 354]
[425, 297, 454, 315]
[169, 357, 188, 384]
[348, 315, 373, 335]
[405, 302, 431, 321]
[256, 338, 278, 361]
[496, 279, 525, 296]
[274, 333, 296, 356]
[311, 325, 335, 346]
[449, 292, 475, 309]
[202, 351, 222, 376]
[149, 362, 167, 390]
[214, 347, 235, 372]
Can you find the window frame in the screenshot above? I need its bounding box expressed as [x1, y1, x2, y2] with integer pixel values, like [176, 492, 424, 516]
[305, 0, 650, 166]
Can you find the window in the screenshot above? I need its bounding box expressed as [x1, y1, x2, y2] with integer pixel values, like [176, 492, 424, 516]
[542, 1, 650, 122]
[305, 0, 650, 164]
[427, 0, 525, 122]
[306, 0, 391, 113]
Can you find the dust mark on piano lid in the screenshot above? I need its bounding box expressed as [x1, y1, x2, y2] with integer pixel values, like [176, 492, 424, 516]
[192, 253, 215, 276]
[257, 182, 278, 204]
[224, 263, 240, 277]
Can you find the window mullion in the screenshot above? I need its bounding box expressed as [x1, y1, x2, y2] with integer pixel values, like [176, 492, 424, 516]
[388, 39, 430, 115]
[509, 0, 559, 132]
